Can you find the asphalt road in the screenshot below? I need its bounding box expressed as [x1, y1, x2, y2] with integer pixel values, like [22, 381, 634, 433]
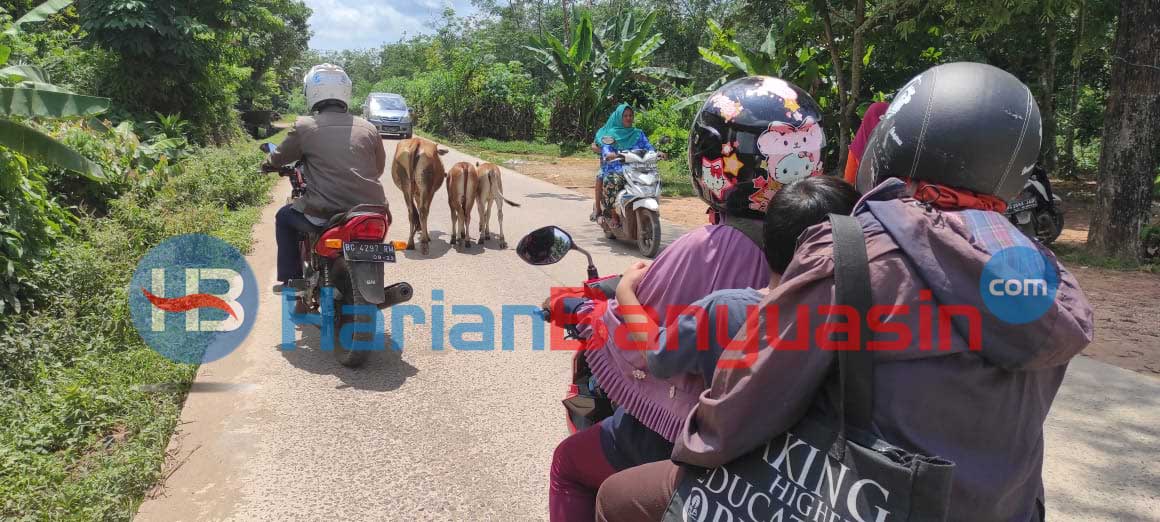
[135, 139, 1158, 521]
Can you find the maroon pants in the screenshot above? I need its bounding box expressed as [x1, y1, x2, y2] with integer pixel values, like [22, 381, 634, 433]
[595, 460, 682, 522]
[549, 424, 619, 522]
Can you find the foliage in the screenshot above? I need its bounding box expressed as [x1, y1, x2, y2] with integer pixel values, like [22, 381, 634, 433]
[525, 9, 686, 143]
[0, 141, 273, 519]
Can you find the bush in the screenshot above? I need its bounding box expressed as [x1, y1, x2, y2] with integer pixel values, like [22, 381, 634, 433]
[0, 140, 273, 519]
[635, 95, 693, 159]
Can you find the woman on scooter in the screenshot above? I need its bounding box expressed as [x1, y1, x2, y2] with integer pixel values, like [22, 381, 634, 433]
[590, 104, 664, 227]
[549, 77, 827, 522]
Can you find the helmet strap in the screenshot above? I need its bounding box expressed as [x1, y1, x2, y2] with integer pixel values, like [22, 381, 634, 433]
[720, 213, 765, 250]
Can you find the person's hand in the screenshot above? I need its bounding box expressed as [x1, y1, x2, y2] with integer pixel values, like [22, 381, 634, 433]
[604, 152, 620, 161]
[618, 261, 651, 293]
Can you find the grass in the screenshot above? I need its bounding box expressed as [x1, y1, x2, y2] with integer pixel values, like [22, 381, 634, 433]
[0, 141, 275, 520]
[1051, 242, 1158, 273]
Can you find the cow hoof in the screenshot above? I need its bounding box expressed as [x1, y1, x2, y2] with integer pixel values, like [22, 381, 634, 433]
[420, 244, 429, 255]
[464, 239, 474, 249]
[499, 240, 508, 249]
[405, 242, 416, 251]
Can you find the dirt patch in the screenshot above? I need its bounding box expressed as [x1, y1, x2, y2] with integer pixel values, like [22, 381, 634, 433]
[506, 158, 1160, 377]
[505, 155, 711, 228]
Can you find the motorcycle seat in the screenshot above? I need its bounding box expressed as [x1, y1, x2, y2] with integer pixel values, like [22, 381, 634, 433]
[325, 203, 391, 228]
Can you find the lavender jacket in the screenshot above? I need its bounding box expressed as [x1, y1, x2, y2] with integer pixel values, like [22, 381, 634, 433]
[674, 179, 1095, 521]
[584, 224, 770, 442]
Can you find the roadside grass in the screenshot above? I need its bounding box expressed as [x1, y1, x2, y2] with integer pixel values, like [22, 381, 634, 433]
[0, 142, 274, 520]
[1051, 242, 1158, 273]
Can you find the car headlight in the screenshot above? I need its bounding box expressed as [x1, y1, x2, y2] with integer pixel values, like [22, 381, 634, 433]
[400, 114, 412, 124]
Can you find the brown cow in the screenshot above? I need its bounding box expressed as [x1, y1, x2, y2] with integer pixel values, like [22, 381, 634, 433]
[392, 138, 448, 255]
[446, 161, 479, 249]
[474, 162, 521, 249]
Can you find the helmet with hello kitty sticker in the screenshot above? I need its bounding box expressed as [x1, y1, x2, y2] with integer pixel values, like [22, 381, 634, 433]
[689, 76, 826, 220]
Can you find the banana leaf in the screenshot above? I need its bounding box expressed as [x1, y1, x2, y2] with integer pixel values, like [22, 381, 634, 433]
[0, 87, 109, 118]
[0, 119, 104, 180]
[4, 0, 74, 36]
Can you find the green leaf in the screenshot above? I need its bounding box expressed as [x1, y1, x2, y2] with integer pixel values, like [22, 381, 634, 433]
[636, 66, 690, 80]
[673, 91, 712, 111]
[0, 119, 104, 180]
[862, 44, 875, 67]
[760, 26, 777, 57]
[0, 65, 50, 83]
[0, 45, 10, 67]
[5, 0, 75, 36]
[0, 87, 108, 118]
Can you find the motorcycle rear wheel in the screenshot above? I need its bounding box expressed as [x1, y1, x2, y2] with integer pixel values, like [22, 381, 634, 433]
[1037, 209, 1064, 245]
[636, 208, 661, 258]
[332, 279, 373, 368]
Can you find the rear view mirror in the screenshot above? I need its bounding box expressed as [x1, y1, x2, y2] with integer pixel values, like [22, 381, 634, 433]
[659, 136, 672, 145]
[517, 226, 574, 266]
[259, 143, 277, 154]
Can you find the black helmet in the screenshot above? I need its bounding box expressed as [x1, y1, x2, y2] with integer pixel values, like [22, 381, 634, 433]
[690, 76, 826, 220]
[856, 62, 1042, 200]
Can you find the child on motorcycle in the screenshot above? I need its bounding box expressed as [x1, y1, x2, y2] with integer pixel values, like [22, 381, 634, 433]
[549, 77, 828, 522]
[615, 175, 860, 384]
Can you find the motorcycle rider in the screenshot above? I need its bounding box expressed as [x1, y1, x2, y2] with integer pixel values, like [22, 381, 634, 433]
[594, 62, 1094, 522]
[264, 64, 388, 286]
[548, 77, 826, 522]
[589, 104, 665, 227]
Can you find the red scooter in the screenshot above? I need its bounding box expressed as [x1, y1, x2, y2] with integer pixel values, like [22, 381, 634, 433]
[261, 143, 413, 367]
[516, 226, 620, 432]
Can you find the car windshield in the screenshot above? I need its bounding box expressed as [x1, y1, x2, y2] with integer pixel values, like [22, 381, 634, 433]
[369, 97, 406, 112]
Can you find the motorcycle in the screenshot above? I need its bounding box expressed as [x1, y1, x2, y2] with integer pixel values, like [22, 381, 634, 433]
[1005, 164, 1064, 244]
[516, 225, 620, 433]
[599, 136, 670, 258]
[260, 143, 414, 367]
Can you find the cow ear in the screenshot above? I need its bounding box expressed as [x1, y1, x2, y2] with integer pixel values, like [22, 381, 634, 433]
[437, 148, 449, 156]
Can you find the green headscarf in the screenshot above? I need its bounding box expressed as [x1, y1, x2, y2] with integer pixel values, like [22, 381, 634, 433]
[594, 103, 644, 150]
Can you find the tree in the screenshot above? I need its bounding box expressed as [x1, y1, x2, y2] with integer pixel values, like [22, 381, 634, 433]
[1086, 0, 1160, 259]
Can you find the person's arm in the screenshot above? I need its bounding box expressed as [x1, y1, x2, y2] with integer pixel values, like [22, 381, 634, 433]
[590, 142, 601, 154]
[602, 143, 620, 162]
[615, 261, 655, 344]
[264, 120, 305, 169]
[673, 254, 837, 468]
[373, 129, 387, 177]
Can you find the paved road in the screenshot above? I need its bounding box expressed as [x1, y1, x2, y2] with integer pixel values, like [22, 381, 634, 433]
[135, 139, 1158, 521]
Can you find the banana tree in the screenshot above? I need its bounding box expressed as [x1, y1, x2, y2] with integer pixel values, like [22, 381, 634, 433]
[675, 19, 826, 111]
[0, 0, 110, 180]
[526, 9, 687, 143]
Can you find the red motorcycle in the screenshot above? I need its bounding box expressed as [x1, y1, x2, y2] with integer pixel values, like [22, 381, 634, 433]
[517, 226, 620, 432]
[261, 143, 413, 367]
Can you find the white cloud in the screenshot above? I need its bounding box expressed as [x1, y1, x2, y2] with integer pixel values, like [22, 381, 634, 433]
[303, 0, 478, 50]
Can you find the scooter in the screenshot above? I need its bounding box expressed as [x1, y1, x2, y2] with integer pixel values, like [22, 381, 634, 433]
[1006, 164, 1064, 244]
[516, 225, 619, 433]
[599, 137, 670, 258]
[260, 143, 414, 367]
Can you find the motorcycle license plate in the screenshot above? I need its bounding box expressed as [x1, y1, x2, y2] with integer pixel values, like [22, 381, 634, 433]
[1007, 198, 1037, 214]
[343, 242, 395, 262]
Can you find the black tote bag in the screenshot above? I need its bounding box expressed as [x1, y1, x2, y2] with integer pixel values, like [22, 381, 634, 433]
[663, 214, 955, 522]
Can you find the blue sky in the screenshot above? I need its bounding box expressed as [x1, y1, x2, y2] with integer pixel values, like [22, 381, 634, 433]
[303, 0, 479, 50]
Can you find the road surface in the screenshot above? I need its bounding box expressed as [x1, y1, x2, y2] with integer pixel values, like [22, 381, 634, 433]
[135, 139, 1159, 521]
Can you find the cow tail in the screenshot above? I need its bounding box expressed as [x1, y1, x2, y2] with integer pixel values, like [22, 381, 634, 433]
[492, 168, 521, 207]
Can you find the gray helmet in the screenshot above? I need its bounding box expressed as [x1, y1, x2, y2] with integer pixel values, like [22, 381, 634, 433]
[856, 62, 1042, 201]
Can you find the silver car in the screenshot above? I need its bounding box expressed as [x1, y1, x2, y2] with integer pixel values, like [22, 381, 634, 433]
[362, 93, 413, 138]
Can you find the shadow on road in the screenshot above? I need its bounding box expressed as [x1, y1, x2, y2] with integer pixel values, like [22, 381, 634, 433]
[401, 230, 452, 260]
[524, 192, 588, 202]
[278, 324, 419, 392]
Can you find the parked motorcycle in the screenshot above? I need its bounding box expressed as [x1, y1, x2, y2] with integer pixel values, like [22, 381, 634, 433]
[1005, 164, 1064, 244]
[517, 225, 619, 433]
[260, 143, 413, 367]
[599, 136, 670, 258]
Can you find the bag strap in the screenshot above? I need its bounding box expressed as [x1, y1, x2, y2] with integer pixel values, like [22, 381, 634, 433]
[828, 214, 875, 446]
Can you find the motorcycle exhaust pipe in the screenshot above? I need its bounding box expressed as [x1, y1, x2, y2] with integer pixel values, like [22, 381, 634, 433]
[379, 282, 414, 309]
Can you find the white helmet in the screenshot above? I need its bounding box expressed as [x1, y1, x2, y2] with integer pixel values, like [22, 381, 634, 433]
[303, 63, 352, 112]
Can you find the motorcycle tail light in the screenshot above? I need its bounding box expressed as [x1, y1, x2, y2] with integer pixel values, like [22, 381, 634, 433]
[348, 215, 387, 241]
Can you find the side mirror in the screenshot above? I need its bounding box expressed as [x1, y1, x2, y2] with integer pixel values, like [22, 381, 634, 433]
[659, 136, 672, 145]
[517, 226, 574, 266]
[259, 143, 277, 154]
